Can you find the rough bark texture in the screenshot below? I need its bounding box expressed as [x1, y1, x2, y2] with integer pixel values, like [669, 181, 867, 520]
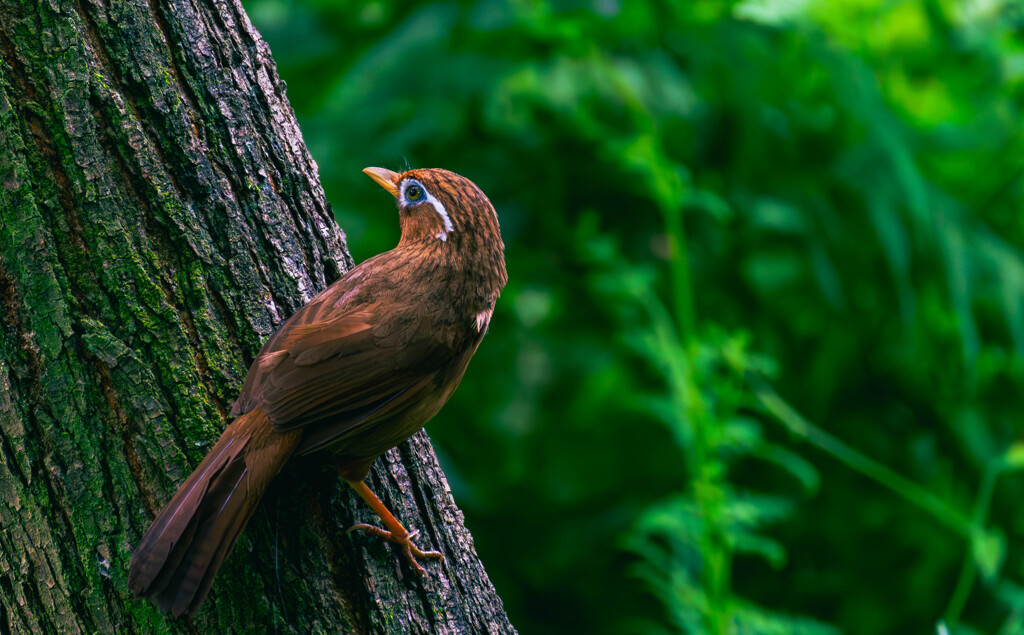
[0, 0, 515, 633]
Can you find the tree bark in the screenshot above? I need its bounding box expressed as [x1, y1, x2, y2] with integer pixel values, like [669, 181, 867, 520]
[0, 1, 515, 633]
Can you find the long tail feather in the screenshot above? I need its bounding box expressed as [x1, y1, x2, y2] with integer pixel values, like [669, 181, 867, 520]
[128, 409, 300, 615]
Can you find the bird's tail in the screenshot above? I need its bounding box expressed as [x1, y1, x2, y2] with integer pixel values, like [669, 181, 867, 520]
[128, 408, 300, 616]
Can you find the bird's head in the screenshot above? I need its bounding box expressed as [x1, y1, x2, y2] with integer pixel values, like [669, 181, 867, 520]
[363, 167, 504, 256]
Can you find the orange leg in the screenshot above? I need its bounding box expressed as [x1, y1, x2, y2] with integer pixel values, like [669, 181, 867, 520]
[344, 478, 443, 575]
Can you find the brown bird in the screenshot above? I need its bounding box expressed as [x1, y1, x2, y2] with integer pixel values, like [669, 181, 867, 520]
[128, 167, 507, 616]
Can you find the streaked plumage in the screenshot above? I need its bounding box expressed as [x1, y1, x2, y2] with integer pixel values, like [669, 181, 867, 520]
[128, 168, 506, 615]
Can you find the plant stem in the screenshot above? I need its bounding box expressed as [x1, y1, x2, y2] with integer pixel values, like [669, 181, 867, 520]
[664, 204, 696, 345]
[747, 373, 971, 536]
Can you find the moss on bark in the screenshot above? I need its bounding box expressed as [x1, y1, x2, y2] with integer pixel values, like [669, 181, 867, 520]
[0, 1, 515, 632]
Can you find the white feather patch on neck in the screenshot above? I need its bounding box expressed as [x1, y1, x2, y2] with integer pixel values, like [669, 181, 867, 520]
[475, 306, 493, 332]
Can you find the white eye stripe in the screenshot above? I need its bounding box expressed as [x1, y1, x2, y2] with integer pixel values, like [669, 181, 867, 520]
[401, 179, 454, 241]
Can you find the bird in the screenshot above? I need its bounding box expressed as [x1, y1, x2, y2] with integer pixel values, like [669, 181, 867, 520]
[127, 167, 507, 616]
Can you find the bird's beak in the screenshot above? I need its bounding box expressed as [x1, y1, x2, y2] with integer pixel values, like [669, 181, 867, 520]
[363, 167, 401, 198]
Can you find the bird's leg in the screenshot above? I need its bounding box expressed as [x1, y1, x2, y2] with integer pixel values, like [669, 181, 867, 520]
[343, 478, 443, 575]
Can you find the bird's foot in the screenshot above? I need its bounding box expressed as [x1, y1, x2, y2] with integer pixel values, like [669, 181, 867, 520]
[348, 523, 443, 575]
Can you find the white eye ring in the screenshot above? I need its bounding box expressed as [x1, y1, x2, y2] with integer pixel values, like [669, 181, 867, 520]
[400, 179, 454, 241]
[406, 183, 425, 202]
[401, 179, 428, 204]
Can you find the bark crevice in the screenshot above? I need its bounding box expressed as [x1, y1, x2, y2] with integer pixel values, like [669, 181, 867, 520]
[0, 0, 515, 633]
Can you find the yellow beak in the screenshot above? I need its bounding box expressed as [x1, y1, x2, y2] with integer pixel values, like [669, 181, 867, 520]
[363, 167, 401, 198]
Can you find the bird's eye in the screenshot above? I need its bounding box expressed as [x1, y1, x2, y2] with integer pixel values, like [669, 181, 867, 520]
[406, 184, 424, 202]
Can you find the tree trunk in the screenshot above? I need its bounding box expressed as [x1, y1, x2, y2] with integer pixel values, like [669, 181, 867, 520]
[0, 1, 515, 633]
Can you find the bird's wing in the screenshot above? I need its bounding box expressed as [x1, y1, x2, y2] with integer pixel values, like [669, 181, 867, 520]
[231, 301, 467, 445]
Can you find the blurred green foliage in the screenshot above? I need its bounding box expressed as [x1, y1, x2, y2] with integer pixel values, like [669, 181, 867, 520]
[243, 0, 1024, 632]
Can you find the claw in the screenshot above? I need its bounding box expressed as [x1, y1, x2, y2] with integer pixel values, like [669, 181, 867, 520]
[349, 522, 443, 575]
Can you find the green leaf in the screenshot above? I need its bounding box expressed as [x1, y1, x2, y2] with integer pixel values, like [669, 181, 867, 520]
[972, 528, 1006, 583]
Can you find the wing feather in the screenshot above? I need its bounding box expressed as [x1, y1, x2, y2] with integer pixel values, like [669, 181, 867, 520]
[231, 286, 467, 453]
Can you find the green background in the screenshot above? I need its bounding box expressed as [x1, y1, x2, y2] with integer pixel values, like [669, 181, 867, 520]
[242, 1, 1024, 633]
